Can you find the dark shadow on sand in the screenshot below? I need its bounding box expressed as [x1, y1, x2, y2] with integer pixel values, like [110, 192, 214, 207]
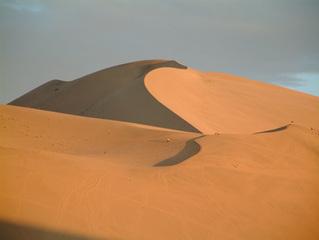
[254, 124, 290, 134]
[0, 220, 102, 240]
[154, 136, 204, 167]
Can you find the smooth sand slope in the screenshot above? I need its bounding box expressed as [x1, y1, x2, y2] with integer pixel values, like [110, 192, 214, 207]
[2, 60, 319, 239]
[9, 60, 198, 132]
[146, 67, 319, 134]
[1, 105, 319, 239]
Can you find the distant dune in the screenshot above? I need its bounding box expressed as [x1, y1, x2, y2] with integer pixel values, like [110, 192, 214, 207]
[2, 60, 319, 239]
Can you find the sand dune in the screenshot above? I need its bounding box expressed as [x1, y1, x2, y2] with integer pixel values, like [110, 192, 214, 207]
[11, 60, 319, 134]
[145, 67, 319, 134]
[9, 60, 198, 132]
[2, 60, 319, 239]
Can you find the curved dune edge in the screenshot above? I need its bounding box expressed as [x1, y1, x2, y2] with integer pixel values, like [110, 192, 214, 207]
[145, 67, 319, 134]
[9, 60, 200, 133]
[154, 136, 204, 167]
[254, 123, 290, 134]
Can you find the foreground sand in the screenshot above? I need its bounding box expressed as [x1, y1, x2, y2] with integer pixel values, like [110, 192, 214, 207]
[1, 104, 319, 240]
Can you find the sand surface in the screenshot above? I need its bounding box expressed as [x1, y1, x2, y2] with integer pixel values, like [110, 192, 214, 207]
[1, 60, 319, 239]
[146, 67, 319, 134]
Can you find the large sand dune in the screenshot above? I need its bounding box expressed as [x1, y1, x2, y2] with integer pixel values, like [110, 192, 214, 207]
[9, 60, 198, 132]
[10, 60, 319, 134]
[2, 60, 319, 239]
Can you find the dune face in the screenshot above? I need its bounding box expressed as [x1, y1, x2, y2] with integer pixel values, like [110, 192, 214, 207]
[9, 60, 199, 133]
[145, 67, 319, 134]
[2, 60, 319, 240]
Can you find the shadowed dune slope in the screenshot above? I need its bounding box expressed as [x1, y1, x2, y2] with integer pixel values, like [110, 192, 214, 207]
[0, 219, 101, 240]
[9, 60, 199, 132]
[145, 67, 319, 134]
[1, 105, 319, 239]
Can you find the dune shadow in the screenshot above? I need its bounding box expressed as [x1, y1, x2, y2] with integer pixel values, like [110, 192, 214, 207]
[9, 60, 200, 133]
[254, 124, 290, 134]
[0, 219, 102, 240]
[154, 136, 204, 167]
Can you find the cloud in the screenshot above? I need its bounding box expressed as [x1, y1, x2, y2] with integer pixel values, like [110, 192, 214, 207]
[273, 72, 319, 96]
[1, 0, 44, 13]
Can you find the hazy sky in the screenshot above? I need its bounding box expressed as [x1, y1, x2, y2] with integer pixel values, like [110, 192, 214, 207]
[1, 0, 319, 103]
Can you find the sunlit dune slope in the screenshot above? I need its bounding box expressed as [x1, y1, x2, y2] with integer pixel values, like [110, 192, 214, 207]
[145, 67, 319, 134]
[1, 105, 319, 240]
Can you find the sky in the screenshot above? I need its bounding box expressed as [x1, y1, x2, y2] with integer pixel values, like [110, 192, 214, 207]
[1, 0, 319, 103]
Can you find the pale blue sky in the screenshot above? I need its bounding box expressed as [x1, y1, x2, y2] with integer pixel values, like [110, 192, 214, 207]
[1, 0, 318, 102]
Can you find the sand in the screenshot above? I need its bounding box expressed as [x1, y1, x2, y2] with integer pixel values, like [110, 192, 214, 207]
[145, 67, 319, 134]
[1, 60, 319, 240]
